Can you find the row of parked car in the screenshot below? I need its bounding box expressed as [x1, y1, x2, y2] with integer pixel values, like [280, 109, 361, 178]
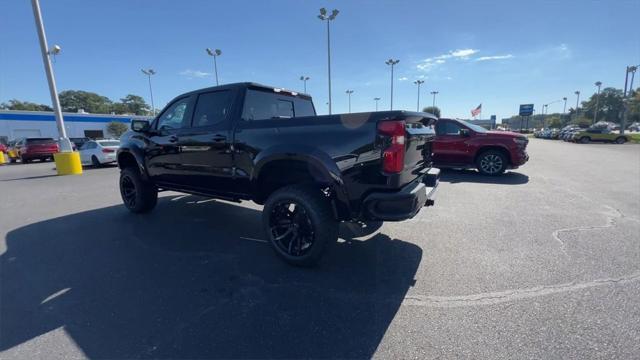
[0, 137, 120, 166]
[534, 122, 632, 144]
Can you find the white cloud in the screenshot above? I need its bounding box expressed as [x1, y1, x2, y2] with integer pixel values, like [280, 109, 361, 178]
[417, 48, 479, 72]
[450, 49, 479, 58]
[179, 69, 211, 79]
[475, 54, 514, 61]
[398, 76, 409, 81]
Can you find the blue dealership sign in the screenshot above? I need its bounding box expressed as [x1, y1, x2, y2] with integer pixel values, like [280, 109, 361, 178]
[519, 104, 534, 116]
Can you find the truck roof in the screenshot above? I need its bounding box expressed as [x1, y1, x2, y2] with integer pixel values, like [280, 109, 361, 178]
[182, 82, 312, 100]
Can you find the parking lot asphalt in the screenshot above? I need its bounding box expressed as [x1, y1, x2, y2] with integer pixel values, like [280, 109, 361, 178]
[1, 139, 639, 359]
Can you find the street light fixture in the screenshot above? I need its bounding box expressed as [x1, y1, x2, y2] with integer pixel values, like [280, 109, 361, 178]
[141, 69, 156, 116]
[299, 76, 310, 93]
[373, 97, 381, 111]
[413, 80, 424, 112]
[205, 48, 222, 85]
[345, 89, 354, 113]
[430, 90, 439, 108]
[593, 81, 602, 124]
[385, 58, 400, 110]
[318, 8, 339, 115]
[574, 91, 581, 122]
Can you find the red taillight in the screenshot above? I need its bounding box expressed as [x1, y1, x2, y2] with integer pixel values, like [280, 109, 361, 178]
[102, 148, 115, 153]
[377, 120, 406, 173]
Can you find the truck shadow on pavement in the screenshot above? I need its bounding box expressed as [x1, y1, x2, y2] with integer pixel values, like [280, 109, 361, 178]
[439, 169, 529, 185]
[1, 195, 422, 359]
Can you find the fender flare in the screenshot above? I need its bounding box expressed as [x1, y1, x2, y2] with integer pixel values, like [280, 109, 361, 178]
[117, 146, 149, 181]
[251, 145, 351, 218]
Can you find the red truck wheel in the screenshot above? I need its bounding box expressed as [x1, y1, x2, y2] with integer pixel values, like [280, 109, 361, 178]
[476, 150, 507, 176]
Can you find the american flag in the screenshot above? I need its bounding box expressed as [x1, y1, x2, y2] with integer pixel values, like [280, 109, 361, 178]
[471, 103, 482, 117]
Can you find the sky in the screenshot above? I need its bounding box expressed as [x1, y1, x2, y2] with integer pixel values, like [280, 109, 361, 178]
[1, 0, 639, 121]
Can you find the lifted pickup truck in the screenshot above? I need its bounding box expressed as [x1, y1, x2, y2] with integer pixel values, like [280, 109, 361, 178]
[432, 118, 529, 175]
[118, 83, 439, 266]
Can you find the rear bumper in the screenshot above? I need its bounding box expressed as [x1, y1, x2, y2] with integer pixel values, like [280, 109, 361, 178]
[21, 152, 55, 159]
[362, 168, 440, 221]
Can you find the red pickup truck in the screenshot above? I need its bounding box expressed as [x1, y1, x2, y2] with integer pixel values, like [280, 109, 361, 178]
[432, 118, 529, 175]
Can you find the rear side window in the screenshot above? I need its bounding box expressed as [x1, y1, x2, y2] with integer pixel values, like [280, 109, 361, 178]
[242, 90, 315, 120]
[26, 138, 55, 145]
[192, 91, 233, 127]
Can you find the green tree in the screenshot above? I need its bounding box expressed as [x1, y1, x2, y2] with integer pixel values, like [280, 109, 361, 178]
[106, 121, 130, 138]
[115, 94, 151, 115]
[580, 87, 624, 123]
[59, 90, 113, 113]
[0, 99, 52, 111]
[422, 106, 441, 118]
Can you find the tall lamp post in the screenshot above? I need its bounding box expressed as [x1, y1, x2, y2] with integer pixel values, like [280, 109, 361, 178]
[413, 80, 424, 111]
[141, 69, 156, 116]
[430, 90, 439, 108]
[622, 65, 638, 135]
[542, 104, 548, 128]
[574, 91, 581, 122]
[373, 97, 381, 111]
[385, 59, 400, 110]
[205, 48, 222, 85]
[30, 0, 72, 153]
[345, 89, 354, 113]
[318, 8, 339, 115]
[562, 97, 568, 124]
[300, 76, 310, 93]
[593, 81, 602, 124]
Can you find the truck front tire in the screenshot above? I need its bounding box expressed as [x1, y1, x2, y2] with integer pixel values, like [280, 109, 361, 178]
[476, 150, 507, 176]
[119, 167, 158, 213]
[263, 184, 338, 267]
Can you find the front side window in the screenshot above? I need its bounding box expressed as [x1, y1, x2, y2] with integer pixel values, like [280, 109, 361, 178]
[192, 91, 233, 127]
[436, 121, 462, 135]
[157, 98, 190, 130]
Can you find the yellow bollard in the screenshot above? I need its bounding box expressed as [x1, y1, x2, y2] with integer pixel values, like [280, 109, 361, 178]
[53, 151, 83, 175]
[0, 151, 5, 165]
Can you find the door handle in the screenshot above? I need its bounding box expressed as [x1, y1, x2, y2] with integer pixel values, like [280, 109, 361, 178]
[168, 135, 178, 143]
[212, 135, 227, 142]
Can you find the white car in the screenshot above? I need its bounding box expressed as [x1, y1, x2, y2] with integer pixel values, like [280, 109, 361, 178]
[79, 139, 120, 166]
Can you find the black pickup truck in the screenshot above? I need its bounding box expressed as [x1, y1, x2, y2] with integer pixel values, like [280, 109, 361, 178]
[118, 82, 439, 266]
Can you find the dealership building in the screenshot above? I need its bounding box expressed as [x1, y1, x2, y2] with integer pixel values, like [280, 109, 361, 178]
[0, 110, 149, 143]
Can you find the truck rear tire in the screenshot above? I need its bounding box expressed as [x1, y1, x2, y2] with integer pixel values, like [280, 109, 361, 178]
[119, 167, 158, 213]
[476, 150, 507, 176]
[263, 184, 338, 267]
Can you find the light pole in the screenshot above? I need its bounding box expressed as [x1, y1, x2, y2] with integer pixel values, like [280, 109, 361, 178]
[574, 91, 581, 122]
[318, 8, 339, 115]
[562, 97, 568, 124]
[205, 48, 222, 85]
[374, 97, 381, 111]
[385, 59, 400, 110]
[622, 65, 638, 135]
[593, 81, 602, 124]
[300, 76, 310, 93]
[430, 90, 439, 108]
[30, 0, 72, 152]
[413, 80, 424, 111]
[345, 90, 354, 113]
[542, 104, 548, 128]
[141, 69, 156, 116]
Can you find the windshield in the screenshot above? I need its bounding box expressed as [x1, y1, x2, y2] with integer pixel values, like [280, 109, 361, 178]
[97, 141, 120, 147]
[457, 119, 488, 133]
[25, 138, 55, 145]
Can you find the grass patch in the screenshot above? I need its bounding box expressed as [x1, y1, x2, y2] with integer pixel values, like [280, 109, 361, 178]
[629, 133, 640, 144]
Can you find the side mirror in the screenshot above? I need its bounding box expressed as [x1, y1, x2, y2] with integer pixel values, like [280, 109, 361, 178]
[131, 119, 150, 132]
[459, 129, 470, 137]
